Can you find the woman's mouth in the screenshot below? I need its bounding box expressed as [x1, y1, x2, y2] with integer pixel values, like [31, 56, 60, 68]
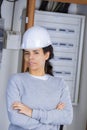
[29, 62, 36, 66]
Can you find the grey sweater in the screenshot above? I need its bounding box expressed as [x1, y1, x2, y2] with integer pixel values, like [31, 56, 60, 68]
[6, 72, 73, 130]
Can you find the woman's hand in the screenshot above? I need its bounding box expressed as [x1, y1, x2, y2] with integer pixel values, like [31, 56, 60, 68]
[12, 102, 32, 117]
[56, 103, 65, 110]
[12, 101, 65, 118]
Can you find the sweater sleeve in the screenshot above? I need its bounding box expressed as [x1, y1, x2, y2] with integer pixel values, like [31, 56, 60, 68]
[32, 79, 73, 125]
[6, 75, 41, 129]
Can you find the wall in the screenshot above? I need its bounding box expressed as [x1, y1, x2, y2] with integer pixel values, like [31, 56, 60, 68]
[0, 0, 87, 130]
[0, 49, 23, 130]
[0, 0, 26, 130]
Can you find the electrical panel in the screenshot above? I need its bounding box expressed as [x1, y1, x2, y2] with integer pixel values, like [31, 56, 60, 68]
[34, 10, 85, 105]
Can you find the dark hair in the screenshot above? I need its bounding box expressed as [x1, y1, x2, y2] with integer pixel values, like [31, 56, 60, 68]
[43, 45, 54, 76]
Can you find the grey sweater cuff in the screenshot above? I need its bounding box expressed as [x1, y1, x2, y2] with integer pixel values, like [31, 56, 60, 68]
[32, 109, 47, 121]
[32, 109, 40, 120]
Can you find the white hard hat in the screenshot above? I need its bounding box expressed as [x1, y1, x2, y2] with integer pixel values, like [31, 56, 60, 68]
[21, 26, 52, 49]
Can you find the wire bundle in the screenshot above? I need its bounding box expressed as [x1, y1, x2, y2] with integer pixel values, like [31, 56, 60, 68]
[6, 0, 18, 2]
[39, 1, 70, 13]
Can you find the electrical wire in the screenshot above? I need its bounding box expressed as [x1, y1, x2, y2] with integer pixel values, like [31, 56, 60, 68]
[54, 3, 70, 13]
[39, 1, 70, 13]
[39, 1, 48, 11]
[6, 0, 18, 2]
[0, 0, 3, 18]
[6, 0, 19, 30]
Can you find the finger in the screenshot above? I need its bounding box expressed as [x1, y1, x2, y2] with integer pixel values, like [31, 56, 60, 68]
[57, 107, 63, 110]
[12, 102, 24, 108]
[12, 103, 23, 109]
[57, 103, 65, 107]
[18, 110, 25, 115]
[56, 104, 65, 109]
[58, 103, 65, 105]
[58, 104, 65, 107]
[57, 106, 64, 110]
[19, 110, 23, 113]
[13, 106, 21, 110]
[57, 104, 65, 108]
[13, 102, 22, 106]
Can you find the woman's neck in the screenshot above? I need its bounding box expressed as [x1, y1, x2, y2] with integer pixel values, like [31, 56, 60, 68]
[29, 70, 45, 76]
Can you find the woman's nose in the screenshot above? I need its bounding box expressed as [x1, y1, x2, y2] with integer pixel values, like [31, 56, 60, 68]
[28, 53, 34, 60]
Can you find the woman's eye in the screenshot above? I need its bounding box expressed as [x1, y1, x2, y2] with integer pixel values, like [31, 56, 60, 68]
[24, 52, 30, 56]
[34, 51, 39, 54]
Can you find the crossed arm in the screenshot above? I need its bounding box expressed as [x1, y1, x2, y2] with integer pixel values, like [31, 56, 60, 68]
[12, 102, 65, 117]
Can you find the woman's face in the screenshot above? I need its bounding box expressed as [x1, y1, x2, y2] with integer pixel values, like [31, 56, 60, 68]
[24, 48, 49, 74]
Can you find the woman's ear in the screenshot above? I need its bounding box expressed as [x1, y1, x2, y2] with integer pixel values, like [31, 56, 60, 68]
[45, 52, 50, 60]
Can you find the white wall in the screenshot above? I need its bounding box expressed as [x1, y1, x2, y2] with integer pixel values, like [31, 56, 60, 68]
[0, 0, 26, 130]
[0, 0, 87, 130]
[0, 49, 23, 130]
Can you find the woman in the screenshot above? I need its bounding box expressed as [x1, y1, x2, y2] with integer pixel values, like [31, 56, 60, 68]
[6, 26, 73, 130]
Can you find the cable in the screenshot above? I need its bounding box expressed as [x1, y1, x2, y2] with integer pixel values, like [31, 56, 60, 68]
[0, 0, 3, 18]
[39, 1, 70, 13]
[6, 0, 19, 30]
[6, 0, 18, 2]
[53, 2, 70, 13]
[39, 1, 49, 11]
